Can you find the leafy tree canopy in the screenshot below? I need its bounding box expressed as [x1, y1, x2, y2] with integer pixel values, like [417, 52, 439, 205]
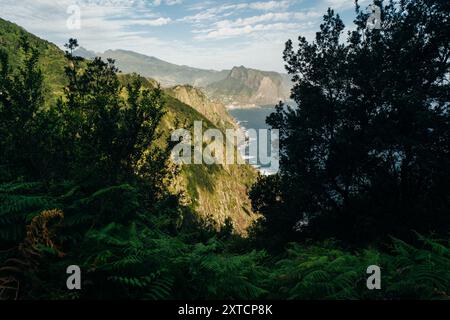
[251, 0, 450, 247]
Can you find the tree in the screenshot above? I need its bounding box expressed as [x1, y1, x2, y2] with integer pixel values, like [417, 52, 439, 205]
[250, 0, 450, 247]
[0, 36, 45, 179]
[58, 39, 170, 191]
[0, 39, 184, 299]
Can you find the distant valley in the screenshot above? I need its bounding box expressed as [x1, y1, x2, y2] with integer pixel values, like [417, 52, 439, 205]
[74, 47, 292, 106]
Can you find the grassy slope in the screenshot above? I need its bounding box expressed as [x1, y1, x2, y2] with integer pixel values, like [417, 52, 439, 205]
[165, 84, 237, 130]
[0, 17, 257, 233]
[0, 18, 66, 103]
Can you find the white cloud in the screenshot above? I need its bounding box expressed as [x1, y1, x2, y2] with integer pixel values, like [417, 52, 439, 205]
[192, 9, 320, 40]
[216, 11, 320, 28]
[219, 1, 292, 13]
[199, 22, 301, 39]
[180, 11, 217, 23]
[0, 0, 361, 73]
[0, 0, 171, 53]
[153, 0, 182, 6]
[248, 0, 292, 11]
[133, 17, 172, 26]
[181, 0, 295, 23]
[325, 0, 369, 10]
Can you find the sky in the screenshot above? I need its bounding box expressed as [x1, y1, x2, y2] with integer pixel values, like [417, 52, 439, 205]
[0, 0, 370, 72]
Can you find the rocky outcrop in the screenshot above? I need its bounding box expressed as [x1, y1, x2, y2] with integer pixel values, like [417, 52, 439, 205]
[206, 66, 291, 106]
[166, 85, 237, 129]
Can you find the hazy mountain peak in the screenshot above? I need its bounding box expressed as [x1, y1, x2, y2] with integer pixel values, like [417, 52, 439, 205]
[73, 46, 97, 59]
[207, 66, 291, 106]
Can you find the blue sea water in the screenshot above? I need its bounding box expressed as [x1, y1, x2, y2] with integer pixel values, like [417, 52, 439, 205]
[228, 105, 275, 131]
[228, 105, 278, 175]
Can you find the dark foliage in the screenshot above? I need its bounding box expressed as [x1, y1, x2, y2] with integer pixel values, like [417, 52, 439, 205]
[250, 0, 450, 247]
[1, 0, 450, 300]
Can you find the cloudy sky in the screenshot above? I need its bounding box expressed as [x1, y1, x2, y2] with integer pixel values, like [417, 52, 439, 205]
[0, 0, 370, 72]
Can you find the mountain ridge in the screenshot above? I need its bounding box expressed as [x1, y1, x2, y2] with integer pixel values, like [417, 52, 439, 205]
[206, 66, 291, 106]
[74, 47, 292, 106]
[74, 47, 229, 88]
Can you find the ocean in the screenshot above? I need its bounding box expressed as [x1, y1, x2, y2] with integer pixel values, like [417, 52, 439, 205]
[228, 105, 279, 175]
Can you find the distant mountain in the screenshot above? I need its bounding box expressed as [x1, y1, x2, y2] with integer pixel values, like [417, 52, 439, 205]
[206, 66, 291, 106]
[74, 48, 229, 88]
[74, 48, 292, 106]
[73, 46, 97, 59]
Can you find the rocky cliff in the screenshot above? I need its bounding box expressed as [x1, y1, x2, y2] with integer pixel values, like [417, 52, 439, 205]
[206, 66, 291, 106]
[166, 85, 236, 129]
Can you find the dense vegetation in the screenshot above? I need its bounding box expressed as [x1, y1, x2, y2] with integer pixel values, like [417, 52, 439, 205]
[251, 0, 450, 248]
[0, 17, 257, 234]
[1, 0, 449, 300]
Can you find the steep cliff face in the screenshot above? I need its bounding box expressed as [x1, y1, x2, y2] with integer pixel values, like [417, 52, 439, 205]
[206, 66, 291, 106]
[162, 86, 257, 234]
[160, 96, 258, 234]
[166, 85, 236, 129]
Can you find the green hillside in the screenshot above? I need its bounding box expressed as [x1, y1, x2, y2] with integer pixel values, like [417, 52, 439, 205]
[0, 18, 66, 103]
[0, 17, 257, 233]
[1, 0, 450, 301]
[160, 93, 257, 233]
[165, 84, 236, 130]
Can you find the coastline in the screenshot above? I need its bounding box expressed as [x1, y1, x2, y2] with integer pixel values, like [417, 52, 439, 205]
[227, 105, 277, 176]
